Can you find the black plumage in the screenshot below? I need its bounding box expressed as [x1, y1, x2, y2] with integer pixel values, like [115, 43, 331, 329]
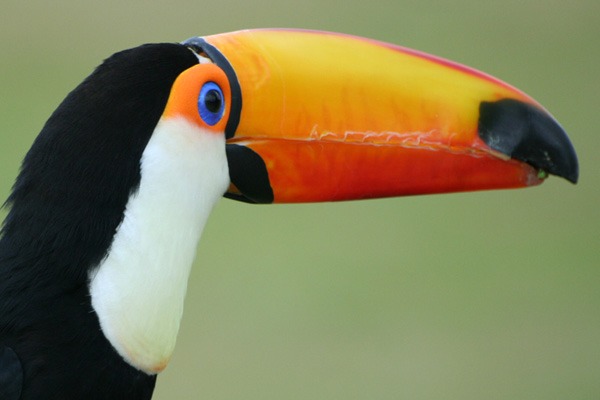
[0, 43, 198, 399]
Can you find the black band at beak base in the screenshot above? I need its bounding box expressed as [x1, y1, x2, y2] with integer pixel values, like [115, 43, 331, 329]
[225, 144, 274, 204]
[183, 37, 242, 140]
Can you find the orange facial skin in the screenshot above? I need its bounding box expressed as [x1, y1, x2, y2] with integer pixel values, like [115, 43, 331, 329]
[163, 63, 231, 135]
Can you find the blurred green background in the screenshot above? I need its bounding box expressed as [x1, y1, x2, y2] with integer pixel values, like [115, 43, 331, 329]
[1, 1, 598, 399]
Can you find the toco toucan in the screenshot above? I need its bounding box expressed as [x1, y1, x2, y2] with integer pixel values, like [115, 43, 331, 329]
[0, 29, 578, 399]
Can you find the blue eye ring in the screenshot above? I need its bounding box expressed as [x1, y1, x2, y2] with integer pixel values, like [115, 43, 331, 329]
[198, 82, 225, 126]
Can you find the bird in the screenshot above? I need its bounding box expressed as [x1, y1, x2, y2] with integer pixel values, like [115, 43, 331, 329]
[0, 29, 578, 399]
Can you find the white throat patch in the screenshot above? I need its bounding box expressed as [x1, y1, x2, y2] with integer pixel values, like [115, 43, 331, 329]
[88, 117, 228, 374]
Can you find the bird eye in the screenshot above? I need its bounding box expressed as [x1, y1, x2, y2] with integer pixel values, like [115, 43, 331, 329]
[198, 82, 225, 126]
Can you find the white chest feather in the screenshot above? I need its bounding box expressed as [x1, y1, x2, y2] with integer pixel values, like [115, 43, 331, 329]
[88, 117, 229, 374]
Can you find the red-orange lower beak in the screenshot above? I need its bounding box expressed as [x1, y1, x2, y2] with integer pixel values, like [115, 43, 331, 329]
[227, 137, 540, 203]
[184, 29, 578, 203]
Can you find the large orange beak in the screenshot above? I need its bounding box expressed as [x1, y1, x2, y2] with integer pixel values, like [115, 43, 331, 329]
[183, 29, 578, 203]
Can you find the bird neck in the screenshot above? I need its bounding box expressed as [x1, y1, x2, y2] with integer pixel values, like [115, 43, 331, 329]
[88, 117, 229, 374]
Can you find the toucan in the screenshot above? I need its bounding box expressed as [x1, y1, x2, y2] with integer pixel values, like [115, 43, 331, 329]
[0, 29, 578, 399]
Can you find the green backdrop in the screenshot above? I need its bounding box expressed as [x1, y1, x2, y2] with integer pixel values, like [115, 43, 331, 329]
[1, 1, 598, 399]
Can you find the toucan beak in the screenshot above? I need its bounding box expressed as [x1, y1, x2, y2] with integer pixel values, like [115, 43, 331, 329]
[184, 29, 578, 203]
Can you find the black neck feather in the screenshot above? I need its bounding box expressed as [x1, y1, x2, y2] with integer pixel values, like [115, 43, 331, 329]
[0, 43, 198, 400]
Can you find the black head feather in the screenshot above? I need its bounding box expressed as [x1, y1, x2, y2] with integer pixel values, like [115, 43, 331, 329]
[1, 43, 198, 281]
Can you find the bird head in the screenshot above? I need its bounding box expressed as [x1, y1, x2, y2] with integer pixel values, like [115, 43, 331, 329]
[3, 29, 578, 379]
[170, 29, 578, 206]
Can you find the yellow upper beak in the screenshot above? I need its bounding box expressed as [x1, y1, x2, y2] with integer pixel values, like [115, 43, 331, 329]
[183, 29, 578, 203]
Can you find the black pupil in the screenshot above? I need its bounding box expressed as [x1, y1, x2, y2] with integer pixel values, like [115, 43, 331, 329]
[205, 89, 222, 113]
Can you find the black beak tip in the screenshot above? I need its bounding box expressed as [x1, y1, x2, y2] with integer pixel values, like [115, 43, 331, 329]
[478, 99, 579, 184]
